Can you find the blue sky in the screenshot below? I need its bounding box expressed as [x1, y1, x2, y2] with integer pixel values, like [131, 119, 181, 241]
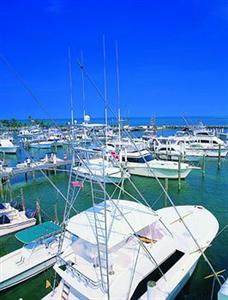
[0, 0, 227, 120]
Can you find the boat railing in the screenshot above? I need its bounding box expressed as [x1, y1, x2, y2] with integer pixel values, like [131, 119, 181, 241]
[57, 256, 101, 288]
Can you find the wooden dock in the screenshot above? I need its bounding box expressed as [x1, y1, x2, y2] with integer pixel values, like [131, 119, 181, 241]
[0, 159, 72, 180]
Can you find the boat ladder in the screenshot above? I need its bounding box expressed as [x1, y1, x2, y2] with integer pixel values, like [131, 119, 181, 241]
[61, 282, 70, 300]
[91, 181, 110, 294]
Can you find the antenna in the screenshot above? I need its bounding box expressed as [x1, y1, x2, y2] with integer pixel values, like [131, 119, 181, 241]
[80, 50, 86, 120]
[115, 40, 121, 140]
[68, 47, 74, 126]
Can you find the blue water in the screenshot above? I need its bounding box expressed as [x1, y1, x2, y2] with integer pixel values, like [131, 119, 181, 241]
[0, 116, 228, 300]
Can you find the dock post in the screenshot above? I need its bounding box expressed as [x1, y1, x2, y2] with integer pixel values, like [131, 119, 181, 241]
[25, 172, 28, 182]
[202, 154, 206, 177]
[36, 200, 42, 224]
[178, 155, 181, 191]
[218, 144, 221, 170]
[147, 281, 156, 300]
[21, 188, 25, 210]
[164, 178, 168, 207]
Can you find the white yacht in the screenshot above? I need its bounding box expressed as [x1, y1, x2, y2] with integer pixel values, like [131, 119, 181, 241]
[43, 199, 218, 300]
[0, 221, 74, 291]
[0, 139, 18, 154]
[154, 135, 228, 158]
[0, 203, 36, 237]
[120, 149, 193, 179]
[73, 157, 130, 184]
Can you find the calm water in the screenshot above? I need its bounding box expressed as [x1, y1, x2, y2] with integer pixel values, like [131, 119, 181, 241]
[0, 116, 228, 300]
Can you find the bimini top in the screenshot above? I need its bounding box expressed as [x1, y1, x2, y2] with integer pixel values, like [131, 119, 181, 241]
[15, 221, 61, 244]
[67, 200, 159, 249]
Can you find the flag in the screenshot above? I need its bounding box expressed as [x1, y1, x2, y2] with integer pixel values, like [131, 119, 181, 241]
[71, 181, 84, 188]
[45, 279, 52, 289]
[111, 150, 119, 160]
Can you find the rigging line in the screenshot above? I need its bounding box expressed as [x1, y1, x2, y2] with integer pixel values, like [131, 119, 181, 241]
[68, 47, 74, 126]
[80, 50, 86, 119]
[78, 61, 221, 285]
[126, 243, 141, 300]
[0, 54, 58, 127]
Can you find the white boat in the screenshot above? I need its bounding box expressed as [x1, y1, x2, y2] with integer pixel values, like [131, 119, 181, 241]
[73, 157, 130, 184]
[30, 140, 55, 149]
[154, 135, 228, 158]
[0, 221, 74, 291]
[0, 203, 36, 237]
[43, 199, 218, 300]
[0, 139, 18, 154]
[120, 149, 193, 179]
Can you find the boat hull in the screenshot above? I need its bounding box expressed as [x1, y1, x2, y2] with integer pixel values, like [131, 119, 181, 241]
[0, 256, 56, 291]
[127, 165, 191, 179]
[77, 172, 123, 184]
[0, 218, 36, 237]
[0, 146, 18, 154]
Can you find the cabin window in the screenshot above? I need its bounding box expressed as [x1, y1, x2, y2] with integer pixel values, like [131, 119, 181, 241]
[130, 250, 184, 300]
[127, 154, 153, 163]
[213, 141, 218, 144]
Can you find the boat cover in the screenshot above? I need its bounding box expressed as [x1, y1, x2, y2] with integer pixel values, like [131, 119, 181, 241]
[0, 215, 10, 224]
[15, 221, 61, 244]
[0, 203, 6, 209]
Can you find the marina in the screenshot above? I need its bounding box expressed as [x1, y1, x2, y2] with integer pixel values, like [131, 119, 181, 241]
[0, 117, 227, 300]
[0, 1, 227, 299]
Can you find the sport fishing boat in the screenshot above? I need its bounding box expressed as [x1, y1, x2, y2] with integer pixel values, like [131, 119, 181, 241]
[43, 199, 219, 300]
[120, 149, 194, 179]
[0, 138, 18, 154]
[0, 221, 74, 291]
[0, 202, 36, 237]
[153, 134, 228, 158]
[73, 156, 130, 184]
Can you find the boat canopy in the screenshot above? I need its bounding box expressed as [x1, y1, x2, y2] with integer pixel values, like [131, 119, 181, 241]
[15, 221, 61, 244]
[67, 200, 159, 249]
[0, 203, 6, 209]
[0, 215, 10, 224]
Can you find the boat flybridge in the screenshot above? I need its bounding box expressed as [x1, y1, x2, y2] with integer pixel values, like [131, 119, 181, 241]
[43, 199, 218, 300]
[0, 202, 36, 237]
[0, 221, 75, 291]
[73, 147, 130, 184]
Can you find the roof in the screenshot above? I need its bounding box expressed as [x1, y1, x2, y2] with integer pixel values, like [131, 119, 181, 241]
[15, 221, 61, 244]
[66, 200, 159, 249]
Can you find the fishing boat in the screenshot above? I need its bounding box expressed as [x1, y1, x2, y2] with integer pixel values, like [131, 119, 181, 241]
[43, 199, 218, 300]
[0, 221, 74, 291]
[120, 149, 194, 179]
[0, 202, 36, 237]
[0, 139, 18, 154]
[73, 155, 130, 184]
[153, 134, 228, 158]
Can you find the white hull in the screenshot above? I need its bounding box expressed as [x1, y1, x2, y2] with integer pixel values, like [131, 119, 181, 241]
[0, 146, 18, 154]
[77, 171, 123, 184]
[30, 143, 54, 149]
[0, 218, 36, 237]
[127, 165, 191, 179]
[0, 256, 56, 291]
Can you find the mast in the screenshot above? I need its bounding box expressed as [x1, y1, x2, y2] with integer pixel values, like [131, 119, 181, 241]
[68, 47, 74, 126]
[80, 50, 86, 120]
[115, 40, 121, 141]
[103, 35, 108, 147]
[102, 34, 110, 299]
